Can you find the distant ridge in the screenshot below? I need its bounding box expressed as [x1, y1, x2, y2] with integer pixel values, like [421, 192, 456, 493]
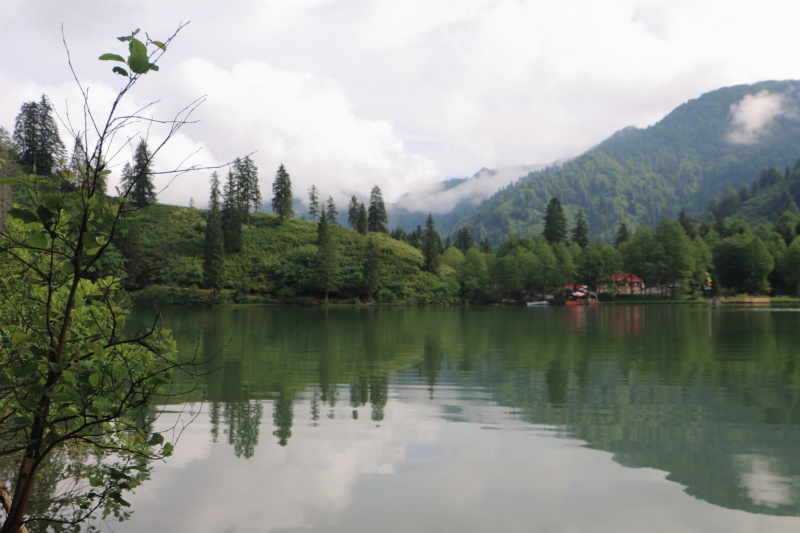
[436, 80, 800, 243]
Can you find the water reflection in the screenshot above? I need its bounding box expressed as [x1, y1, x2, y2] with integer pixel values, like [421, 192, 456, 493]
[107, 305, 800, 531]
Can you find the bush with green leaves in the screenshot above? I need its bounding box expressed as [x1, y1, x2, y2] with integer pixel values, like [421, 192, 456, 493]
[0, 26, 198, 533]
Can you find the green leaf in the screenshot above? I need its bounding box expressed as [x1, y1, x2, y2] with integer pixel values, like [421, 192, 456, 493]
[89, 477, 103, 487]
[26, 231, 47, 249]
[151, 41, 166, 51]
[113, 66, 129, 77]
[9, 207, 38, 224]
[49, 361, 68, 373]
[127, 53, 151, 74]
[128, 38, 147, 58]
[149, 64, 159, 72]
[27, 383, 46, 397]
[99, 53, 125, 62]
[12, 361, 38, 377]
[36, 205, 53, 224]
[0, 178, 30, 187]
[62, 369, 77, 387]
[148, 432, 164, 446]
[11, 332, 30, 348]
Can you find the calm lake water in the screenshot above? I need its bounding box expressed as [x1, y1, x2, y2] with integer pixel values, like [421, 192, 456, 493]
[105, 304, 800, 533]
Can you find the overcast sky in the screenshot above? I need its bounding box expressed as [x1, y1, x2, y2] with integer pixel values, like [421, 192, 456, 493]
[2, 0, 800, 210]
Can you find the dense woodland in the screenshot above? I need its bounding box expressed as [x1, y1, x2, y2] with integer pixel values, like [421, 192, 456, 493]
[439, 80, 800, 244]
[4, 90, 800, 307]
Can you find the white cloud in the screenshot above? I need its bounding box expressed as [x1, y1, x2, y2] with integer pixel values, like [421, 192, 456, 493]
[727, 90, 789, 145]
[4, 0, 800, 210]
[396, 164, 545, 214]
[164, 57, 441, 207]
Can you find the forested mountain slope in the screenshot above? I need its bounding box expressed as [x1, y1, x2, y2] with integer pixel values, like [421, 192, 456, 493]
[441, 80, 800, 243]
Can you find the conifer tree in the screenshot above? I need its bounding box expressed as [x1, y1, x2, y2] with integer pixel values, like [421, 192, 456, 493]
[356, 202, 368, 235]
[614, 222, 630, 247]
[121, 139, 156, 207]
[454, 227, 475, 253]
[571, 210, 590, 248]
[325, 196, 338, 224]
[368, 185, 388, 233]
[316, 206, 337, 301]
[677, 209, 696, 238]
[272, 164, 294, 221]
[233, 156, 261, 225]
[13, 95, 65, 177]
[67, 136, 90, 189]
[362, 235, 381, 301]
[543, 197, 567, 244]
[204, 172, 225, 291]
[308, 185, 320, 221]
[347, 195, 360, 229]
[423, 213, 442, 274]
[221, 169, 244, 253]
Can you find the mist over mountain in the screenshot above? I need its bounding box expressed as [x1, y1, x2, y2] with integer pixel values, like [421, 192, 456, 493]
[388, 164, 547, 231]
[393, 80, 800, 243]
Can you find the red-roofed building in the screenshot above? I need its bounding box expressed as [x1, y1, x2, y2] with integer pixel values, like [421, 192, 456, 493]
[607, 273, 645, 294]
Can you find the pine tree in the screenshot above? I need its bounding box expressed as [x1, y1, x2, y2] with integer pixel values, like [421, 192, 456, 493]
[454, 227, 475, 253]
[356, 202, 368, 235]
[121, 139, 156, 207]
[409, 225, 424, 250]
[677, 209, 696, 238]
[221, 169, 244, 253]
[543, 197, 567, 244]
[423, 213, 441, 274]
[325, 196, 338, 224]
[368, 185, 388, 233]
[272, 164, 293, 221]
[347, 195, 360, 229]
[571, 210, 590, 248]
[234, 156, 261, 225]
[362, 235, 381, 301]
[13, 95, 65, 177]
[308, 185, 320, 221]
[204, 172, 225, 291]
[614, 223, 630, 247]
[316, 206, 337, 302]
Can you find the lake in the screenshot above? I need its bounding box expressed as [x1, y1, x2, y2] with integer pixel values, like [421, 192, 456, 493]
[104, 304, 800, 532]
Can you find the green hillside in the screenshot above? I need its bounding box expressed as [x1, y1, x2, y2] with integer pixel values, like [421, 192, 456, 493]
[117, 206, 465, 306]
[442, 80, 800, 243]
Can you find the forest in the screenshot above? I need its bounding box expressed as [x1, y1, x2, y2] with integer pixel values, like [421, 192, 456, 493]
[4, 89, 800, 309]
[440, 80, 800, 245]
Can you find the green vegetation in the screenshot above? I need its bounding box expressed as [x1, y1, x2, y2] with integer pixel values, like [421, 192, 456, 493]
[0, 27, 195, 532]
[56, 181, 798, 307]
[442, 80, 800, 243]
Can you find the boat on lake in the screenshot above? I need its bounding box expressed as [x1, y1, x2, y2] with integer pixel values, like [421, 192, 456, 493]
[526, 300, 550, 307]
[549, 290, 599, 306]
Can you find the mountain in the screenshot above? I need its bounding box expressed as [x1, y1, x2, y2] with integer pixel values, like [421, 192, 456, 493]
[437, 80, 800, 243]
[389, 164, 546, 232]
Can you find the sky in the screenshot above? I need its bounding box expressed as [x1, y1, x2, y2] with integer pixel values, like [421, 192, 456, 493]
[2, 0, 800, 212]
